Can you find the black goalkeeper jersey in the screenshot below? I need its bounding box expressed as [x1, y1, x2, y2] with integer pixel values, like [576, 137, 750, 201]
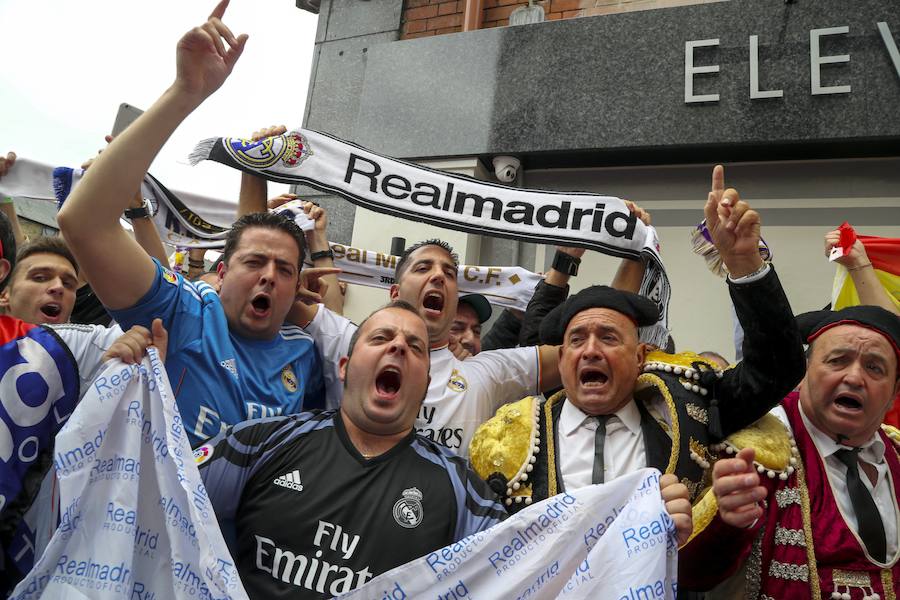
[195, 410, 506, 599]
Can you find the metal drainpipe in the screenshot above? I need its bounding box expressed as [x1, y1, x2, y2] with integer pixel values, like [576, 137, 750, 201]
[462, 0, 484, 32]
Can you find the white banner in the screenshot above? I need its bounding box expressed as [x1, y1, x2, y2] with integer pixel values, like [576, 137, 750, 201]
[11, 350, 248, 600]
[340, 469, 678, 600]
[325, 241, 541, 311]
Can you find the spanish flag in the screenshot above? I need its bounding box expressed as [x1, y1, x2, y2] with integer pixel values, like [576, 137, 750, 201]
[831, 223, 900, 311]
[830, 223, 900, 426]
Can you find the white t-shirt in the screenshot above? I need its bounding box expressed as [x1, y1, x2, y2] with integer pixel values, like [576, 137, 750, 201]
[47, 322, 125, 397]
[305, 305, 541, 456]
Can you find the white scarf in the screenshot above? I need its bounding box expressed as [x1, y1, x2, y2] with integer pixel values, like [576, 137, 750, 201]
[191, 129, 671, 346]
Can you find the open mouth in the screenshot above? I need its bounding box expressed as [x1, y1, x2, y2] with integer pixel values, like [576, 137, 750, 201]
[40, 303, 62, 320]
[250, 294, 271, 315]
[422, 292, 444, 315]
[375, 367, 402, 397]
[834, 395, 863, 411]
[579, 368, 609, 387]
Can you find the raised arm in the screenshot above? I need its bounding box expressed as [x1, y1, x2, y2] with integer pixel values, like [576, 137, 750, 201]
[0, 152, 26, 248]
[81, 140, 170, 267]
[237, 125, 286, 217]
[610, 200, 651, 293]
[825, 228, 899, 315]
[56, 0, 247, 310]
[704, 165, 805, 436]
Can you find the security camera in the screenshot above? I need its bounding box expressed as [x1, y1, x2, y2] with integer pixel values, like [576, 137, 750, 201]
[492, 156, 520, 183]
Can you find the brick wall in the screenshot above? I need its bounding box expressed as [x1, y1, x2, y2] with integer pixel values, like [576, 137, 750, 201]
[401, 0, 724, 39]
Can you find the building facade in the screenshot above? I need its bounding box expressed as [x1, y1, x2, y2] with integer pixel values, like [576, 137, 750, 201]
[298, 0, 900, 357]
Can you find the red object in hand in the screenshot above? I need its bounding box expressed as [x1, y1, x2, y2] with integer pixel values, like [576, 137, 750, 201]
[838, 221, 857, 256]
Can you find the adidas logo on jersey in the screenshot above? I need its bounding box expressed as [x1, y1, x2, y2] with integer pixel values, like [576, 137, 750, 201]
[273, 470, 304, 492]
[220, 358, 238, 379]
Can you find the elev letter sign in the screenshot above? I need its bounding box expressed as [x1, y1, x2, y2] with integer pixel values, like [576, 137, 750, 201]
[684, 22, 900, 103]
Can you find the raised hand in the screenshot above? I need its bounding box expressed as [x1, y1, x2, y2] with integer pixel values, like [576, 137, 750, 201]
[251, 125, 287, 141]
[0, 152, 15, 178]
[267, 193, 300, 210]
[824, 228, 870, 270]
[703, 165, 764, 278]
[173, 0, 248, 101]
[712, 447, 767, 529]
[624, 199, 652, 226]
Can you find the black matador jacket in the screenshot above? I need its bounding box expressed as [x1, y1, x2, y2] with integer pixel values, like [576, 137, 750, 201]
[469, 267, 806, 512]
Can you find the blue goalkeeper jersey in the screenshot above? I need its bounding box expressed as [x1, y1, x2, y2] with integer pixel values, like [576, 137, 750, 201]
[110, 260, 324, 445]
[195, 411, 506, 599]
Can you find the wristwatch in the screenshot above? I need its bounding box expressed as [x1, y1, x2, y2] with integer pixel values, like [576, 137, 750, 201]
[124, 198, 155, 220]
[310, 249, 335, 262]
[551, 250, 581, 277]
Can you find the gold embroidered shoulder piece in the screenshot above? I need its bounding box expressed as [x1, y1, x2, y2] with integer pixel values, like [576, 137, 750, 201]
[713, 413, 798, 482]
[469, 395, 541, 506]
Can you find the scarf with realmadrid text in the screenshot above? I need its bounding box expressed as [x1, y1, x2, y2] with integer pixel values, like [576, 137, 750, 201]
[189, 128, 671, 347]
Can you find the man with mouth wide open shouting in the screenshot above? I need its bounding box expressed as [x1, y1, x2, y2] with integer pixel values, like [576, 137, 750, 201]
[194, 300, 508, 598]
[297, 238, 563, 457]
[56, 0, 325, 445]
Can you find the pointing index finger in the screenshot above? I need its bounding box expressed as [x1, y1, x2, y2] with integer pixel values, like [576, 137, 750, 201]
[711, 164, 724, 194]
[209, 0, 230, 21]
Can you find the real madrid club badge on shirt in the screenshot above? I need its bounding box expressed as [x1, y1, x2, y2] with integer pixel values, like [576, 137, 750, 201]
[282, 365, 298, 392]
[393, 487, 424, 529]
[447, 369, 467, 393]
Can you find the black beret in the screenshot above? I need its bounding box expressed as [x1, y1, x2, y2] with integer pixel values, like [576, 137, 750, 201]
[796, 305, 900, 359]
[539, 285, 660, 345]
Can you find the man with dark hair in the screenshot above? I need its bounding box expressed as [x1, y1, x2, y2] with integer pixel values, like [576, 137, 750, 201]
[194, 301, 506, 598]
[1, 237, 79, 325]
[56, 2, 324, 444]
[683, 305, 900, 598]
[222, 211, 307, 268]
[297, 237, 562, 456]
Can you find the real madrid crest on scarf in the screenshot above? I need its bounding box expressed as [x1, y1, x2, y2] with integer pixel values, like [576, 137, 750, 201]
[223, 131, 313, 169]
[393, 487, 424, 529]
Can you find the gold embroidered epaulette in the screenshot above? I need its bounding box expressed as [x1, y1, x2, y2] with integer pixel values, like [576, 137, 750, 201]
[469, 396, 540, 507]
[881, 423, 900, 447]
[712, 413, 798, 481]
[640, 350, 724, 397]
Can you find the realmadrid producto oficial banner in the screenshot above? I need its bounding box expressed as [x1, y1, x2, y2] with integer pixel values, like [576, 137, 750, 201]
[340, 469, 678, 600]
[191, 129, 671, 346]
[11, 349, 248, 600]
[272, 205, 543, 312]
